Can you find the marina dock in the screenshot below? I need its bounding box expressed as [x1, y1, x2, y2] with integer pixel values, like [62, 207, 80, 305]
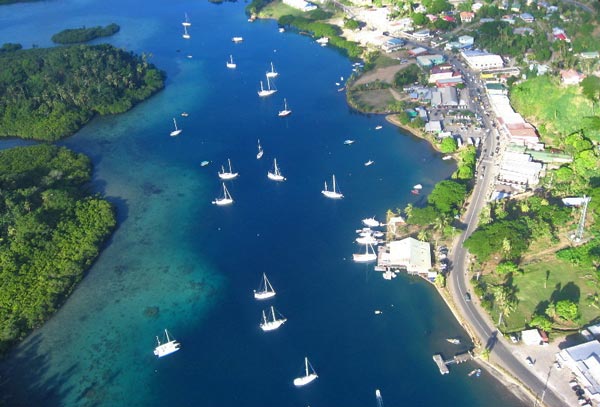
[433, 352, 472, 375]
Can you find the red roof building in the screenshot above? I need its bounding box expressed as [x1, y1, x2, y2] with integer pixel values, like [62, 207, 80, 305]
[460, 11, 475, 22]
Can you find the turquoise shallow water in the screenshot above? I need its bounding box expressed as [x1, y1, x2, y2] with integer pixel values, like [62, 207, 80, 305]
[0, 1, 527, 406]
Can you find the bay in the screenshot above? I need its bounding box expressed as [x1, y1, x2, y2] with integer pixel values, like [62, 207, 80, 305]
[0, 1, 526, 406]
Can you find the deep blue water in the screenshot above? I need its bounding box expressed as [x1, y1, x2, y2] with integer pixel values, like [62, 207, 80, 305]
[0, 1, 527, 406]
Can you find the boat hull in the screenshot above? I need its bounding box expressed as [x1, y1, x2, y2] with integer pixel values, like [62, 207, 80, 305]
[254, 291, 276, 300]
[322, 191, 343, 199]
[278, 110, 291, 117]
[213, 199, 233, 206]
[293, 374, 318, 387]
[268, 172, 285, 181]
[218, 173, 239, 180]
[352, 253, 377, 262]
[170, 130, 182, 137]
[260, 319, 286, 331]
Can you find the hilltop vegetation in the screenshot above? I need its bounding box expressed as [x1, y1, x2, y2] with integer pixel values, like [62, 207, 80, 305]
[0, 44, 164, 141]
[51, 23, 120, 44]
[0, 144, 116, 353]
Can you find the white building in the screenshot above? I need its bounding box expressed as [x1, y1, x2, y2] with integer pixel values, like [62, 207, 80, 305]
[557, 340, 600, 403]
[283, 0, 317, 11]
[458, 35, 474, 47]
[521, 328, 544, 346]
[497, 152, 543, 189]
[378, 237, 432, 276]
[461, 50, 504, 71]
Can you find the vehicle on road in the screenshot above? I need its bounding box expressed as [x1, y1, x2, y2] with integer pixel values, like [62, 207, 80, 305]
[464, 292, 471, 302]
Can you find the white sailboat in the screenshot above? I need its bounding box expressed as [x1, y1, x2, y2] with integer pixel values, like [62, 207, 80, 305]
[353, 243, 377, 262]
[356, 234, 378, 245]
[254, 273, 276, 300]
[267, 158, 286, 182]
[226, 55, 236, 69]
[260, 306, 287, 331]
[212, 183, 233, 206]
[170, 118, 182, 137]
[257, 77, 277, 97]
[278, 98, 292, 117]
[153, 329, 181, 358]
[218, 159, 239, 180]
[182, 13, 191, 27]
[256, 139, 264, 160]
[321, 175, 343, 199]
[364, 160, 374, 166]
[293, 357, 318, 387]
[232, 36, 243, 43]
[266, 62, 278, 78]
[182, 25, 190, 39]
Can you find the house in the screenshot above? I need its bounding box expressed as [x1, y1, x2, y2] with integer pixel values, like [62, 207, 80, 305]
[557, 340, 600, 403]
[413, 29, 432, 39]
[471, 2, 483, 12]
[408, 46, 428, 56]
[560, 69, 585, 85]
[461, 50, 504, 71]
[460, 11, 475, 22]
[520, 12, 534, 22]
[442, 15, 456, 22]
[425, 120, 443, 132]
[416, 54, 445, 67]
[426, 13, 438, 22]
[511, 2, 521, 12]
[513, 27, 535, 36]
[382, 38, 405, 53]
[580, 51, 600, 59]
[439, 86, 458, 106]
[428, 64, 454, 83]
[458, 35, 474, 47]
[378, 237, 433, 276]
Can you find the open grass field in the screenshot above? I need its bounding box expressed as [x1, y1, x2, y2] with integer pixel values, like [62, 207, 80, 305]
[502, 257, 599, 333]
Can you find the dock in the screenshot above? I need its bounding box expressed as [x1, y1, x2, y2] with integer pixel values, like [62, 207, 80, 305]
[433, 351, 472, 375]
[433, 354, 449, 375]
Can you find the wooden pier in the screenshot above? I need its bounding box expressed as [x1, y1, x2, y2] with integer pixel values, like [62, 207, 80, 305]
[433, 351, 472, 375]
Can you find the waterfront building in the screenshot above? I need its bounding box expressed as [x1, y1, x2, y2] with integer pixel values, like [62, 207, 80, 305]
[378, 237, 433, 277]
[557, 340, 600, 403]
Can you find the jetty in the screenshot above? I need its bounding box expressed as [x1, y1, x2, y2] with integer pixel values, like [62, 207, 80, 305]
[432, 351, 472, 375]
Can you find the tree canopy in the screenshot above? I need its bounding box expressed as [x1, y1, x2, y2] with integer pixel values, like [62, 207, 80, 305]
[0, 44, 165, 141]
[427, 180, 467, 215]
[0, 144, 116, 353]
[51, 23, 120, 44]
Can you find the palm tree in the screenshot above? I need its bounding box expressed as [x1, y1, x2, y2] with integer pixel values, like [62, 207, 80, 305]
[417, 229, 428, 242]
[404, 203, 413, 219]
[492, 285, 516, 327]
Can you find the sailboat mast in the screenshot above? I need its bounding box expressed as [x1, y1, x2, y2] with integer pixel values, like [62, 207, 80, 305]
[173, 118, 177, 130]
[332, 175, 336, 192]
[271, 306, 276, 321]
[305, 357, 309, 376]
[165, 329, 170, 342]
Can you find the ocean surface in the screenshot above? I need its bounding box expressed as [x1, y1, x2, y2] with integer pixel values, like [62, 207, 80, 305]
[0, 1, 527, 406]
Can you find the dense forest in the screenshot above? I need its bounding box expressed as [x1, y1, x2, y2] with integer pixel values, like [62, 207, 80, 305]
[51, 23, 120, 44]
[0, 44, 165, 141]
[0, 144, 116, 353]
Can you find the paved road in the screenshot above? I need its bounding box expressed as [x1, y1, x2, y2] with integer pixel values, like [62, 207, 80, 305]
[441, 58, 569, 407]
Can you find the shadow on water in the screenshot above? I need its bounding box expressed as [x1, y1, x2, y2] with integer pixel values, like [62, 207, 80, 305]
[0, 333, 76, 407]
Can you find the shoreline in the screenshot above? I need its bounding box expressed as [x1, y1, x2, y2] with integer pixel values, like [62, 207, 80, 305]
[385, 114, 445, 154]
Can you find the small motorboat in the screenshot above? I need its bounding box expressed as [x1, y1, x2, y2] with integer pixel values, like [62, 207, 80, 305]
[446, 338, 461, 345]
[343, 139, 355, 145]
[375, 125, 383, 130]
[364, 160, 374, 166]
[181, 112, 189, 117]
[411, 189, 420, 195]
[200, 161, 210, 167]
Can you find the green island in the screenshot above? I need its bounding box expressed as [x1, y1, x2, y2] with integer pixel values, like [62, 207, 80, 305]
[0, 43, 165, 141]
[51, 23, 121, 44]
[0, 144, 116, 353]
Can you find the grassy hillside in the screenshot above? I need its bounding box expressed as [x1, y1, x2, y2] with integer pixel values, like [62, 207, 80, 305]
[510, 76, 599, 143]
